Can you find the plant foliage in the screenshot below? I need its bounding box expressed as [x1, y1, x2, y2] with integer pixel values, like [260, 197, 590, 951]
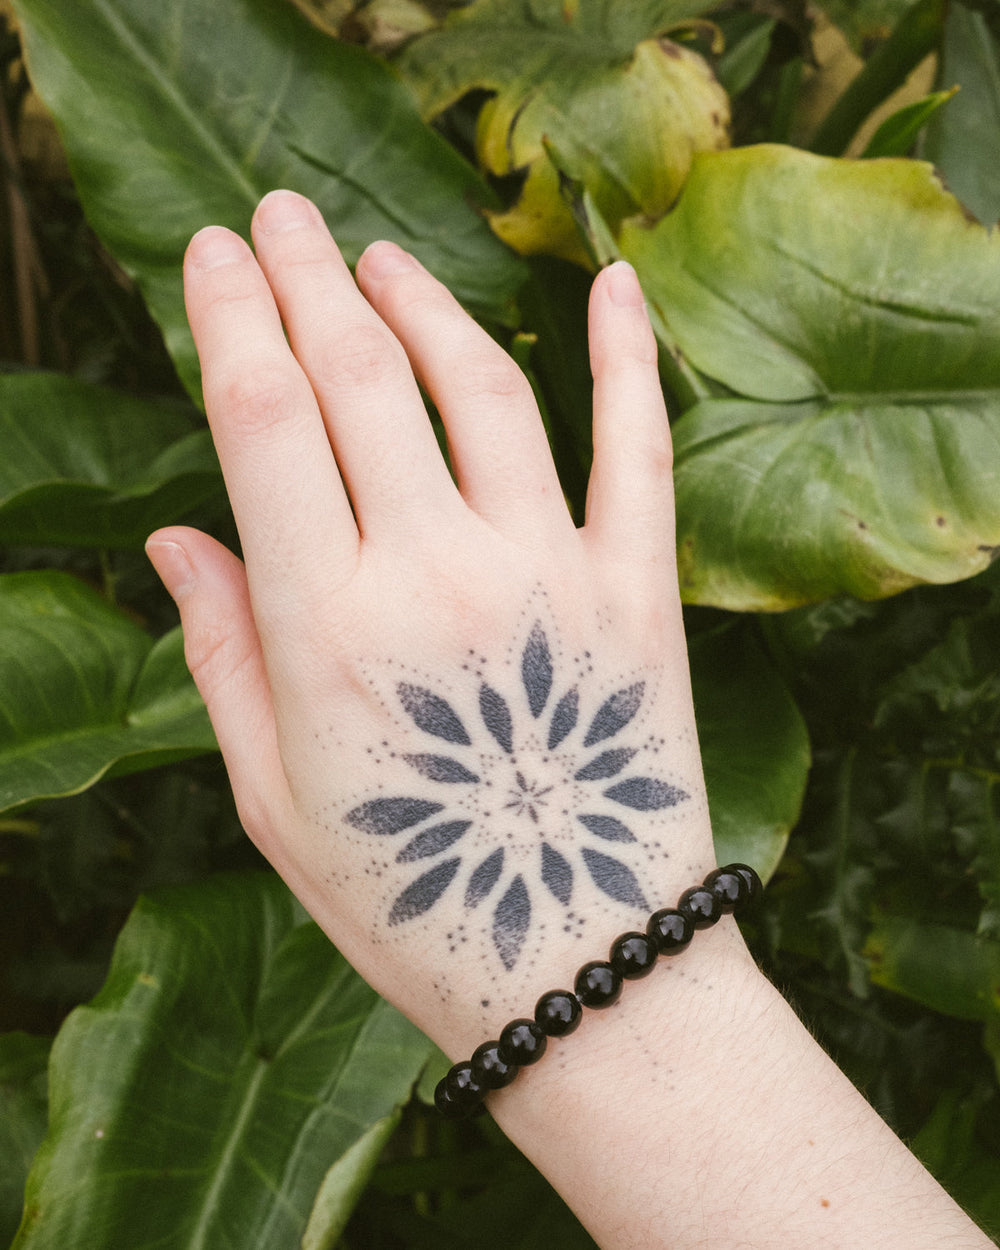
[1, 0, 999, 1243]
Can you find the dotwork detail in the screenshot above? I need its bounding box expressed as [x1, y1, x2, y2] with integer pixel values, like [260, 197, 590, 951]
[344, 619, 689, 971]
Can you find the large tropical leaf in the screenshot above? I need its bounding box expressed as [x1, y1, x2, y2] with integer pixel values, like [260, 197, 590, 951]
[13, 0, 527, 400]
[0, 372, 222, 549]
[690, 620, 810, 877]
[865, 916, 1000, 1022]
[0, 1034, 51, 1247]
[13, 872, 434, 1249]
[0, 572, 216, 813]
[396, 0, 728, 263]
[923, 0, 1000, 227]
[621, 145, 1000, 609]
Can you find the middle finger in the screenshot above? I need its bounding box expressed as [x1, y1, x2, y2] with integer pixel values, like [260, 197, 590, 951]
[251, 190, 460, 539]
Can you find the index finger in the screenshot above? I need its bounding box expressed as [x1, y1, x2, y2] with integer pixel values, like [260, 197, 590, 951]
[184, 223, 360, 638]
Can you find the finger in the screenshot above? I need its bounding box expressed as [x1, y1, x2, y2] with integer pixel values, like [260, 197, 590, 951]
[184, 224, 361, 634]
[145, 527, 294, 848]
[356, 240, 572, 539]
[250, 191, 460, 539]
[583, 262, 676, 570]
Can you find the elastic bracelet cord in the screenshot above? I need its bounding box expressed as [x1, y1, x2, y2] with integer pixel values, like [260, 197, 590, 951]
[434, 863, 762, 1118]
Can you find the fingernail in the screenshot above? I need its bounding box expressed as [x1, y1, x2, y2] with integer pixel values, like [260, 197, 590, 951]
[604, 260, 643, 307]
[146, 538, 196, 600]
[188, 225, 247, 270]
[361, 239, 419, 277]
[255, 188, 319, 233]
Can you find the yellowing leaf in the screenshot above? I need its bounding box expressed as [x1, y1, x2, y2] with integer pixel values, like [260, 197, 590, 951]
[398, 0, 729, 262]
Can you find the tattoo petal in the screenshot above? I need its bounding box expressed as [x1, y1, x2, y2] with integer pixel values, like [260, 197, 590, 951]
[521, 622, 553, 718]
[581, 847, 649, 909]
[388, 858, 461, 924]
[583, 683, 645, 747]
[547, 687, 578, 749]
[397, 683, 471, 745]
[403, 753, 479, 783]
[576, 812, 637, 843]
[479, 683, 513, 753]
[465, 847, 504, 908]
[604, 778, 689, 811]
[346, 797, 443, 836]
[540, 842, 573, 905]
[574, 747, 638, 781]
[396, 820, 472, 863]
[493, 874, 531, 970]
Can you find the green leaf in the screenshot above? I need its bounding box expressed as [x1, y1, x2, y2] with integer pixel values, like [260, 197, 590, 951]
[811, 0, 922, 53]
[860, 86, 958, 157]
[397, 0, 728, 262]
[714, 15, 777, 98]
[0, 1033, 51, 1247]
[14, 872, 433, 1249]
[13, 0, 526, 401]
[0, 572, 216, 813]
[864, 916, 1000, 1021]
[911, 1091, 1000, 1237]
[690, 621, 810, 878]
[621, 145, 1000, 609]
[0, 372, 222, 549]
[923, 0, 1000, 226]
[301, 1113, 401, 1250]
[809, 0, 945, 156]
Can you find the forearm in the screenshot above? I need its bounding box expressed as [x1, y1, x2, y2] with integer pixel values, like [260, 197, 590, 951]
[489, 920, 989, 1249]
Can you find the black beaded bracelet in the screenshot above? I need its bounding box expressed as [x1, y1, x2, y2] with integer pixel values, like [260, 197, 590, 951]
[434, 863, 761, 1118]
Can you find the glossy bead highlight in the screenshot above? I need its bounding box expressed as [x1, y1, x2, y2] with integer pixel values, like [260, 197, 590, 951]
[535, 989, 582, 1037]
[609, 931, 659, 979]
[574, 960, 623, 1008]
[498, 1018, 548, 1066]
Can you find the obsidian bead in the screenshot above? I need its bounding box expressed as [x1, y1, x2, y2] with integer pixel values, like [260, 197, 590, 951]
[646, 907, 693, 954]
[730, 862, 763, 908]
[445, 1060, 486, 1107]
[535, 989, 583, 1037]
[702, 866, 747, 914]
[498, 1018, 548, 1066]
[434, 1078, 462, 1117]
[470, 1040, 519, 1090]
[677, 884, 722, 929]
[435, 1073, 484, 1119]
[574, 960, 623, 1008]
[609, 931, 659, 980]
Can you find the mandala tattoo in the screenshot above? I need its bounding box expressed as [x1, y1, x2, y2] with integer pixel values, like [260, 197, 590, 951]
[344, 619, 689, 972]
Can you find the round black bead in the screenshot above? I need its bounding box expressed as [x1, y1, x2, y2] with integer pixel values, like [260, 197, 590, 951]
[435, 1073, 483, 1118]
[702, 866, 747, 914]
[445, 1060, 486, 1107]
[730, 862, 763, 909]
[470, 1040, 519, 1090]
[574, 960, 623, 1008]
[609, 931, 659, 980]
[677, 884, 722, 929]
[646, 907, 693, 954]
[434, 1078, 462, 1117]
[498, 1018, 548, 1066]
[535, 989, 582, 1037]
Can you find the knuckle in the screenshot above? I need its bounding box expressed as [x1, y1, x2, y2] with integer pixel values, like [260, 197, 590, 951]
[316, 321, 405, 390]
[214, 364, 302, 438]
[184, 616, 257, 701]
[453, 351, 531, 406]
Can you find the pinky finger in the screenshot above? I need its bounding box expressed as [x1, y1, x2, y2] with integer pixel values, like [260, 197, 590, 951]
[583, 261, 676, 570]
[145, 527, 294, 850]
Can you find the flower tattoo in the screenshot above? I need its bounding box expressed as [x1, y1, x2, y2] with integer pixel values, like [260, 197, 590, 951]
[345, 620, 689, 971]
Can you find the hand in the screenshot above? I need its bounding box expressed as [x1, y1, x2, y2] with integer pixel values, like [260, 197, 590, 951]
[146, 188, 716, 1057]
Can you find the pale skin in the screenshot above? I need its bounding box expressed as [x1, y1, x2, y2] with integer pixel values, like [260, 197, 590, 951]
[146, 189, 992, 1248]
